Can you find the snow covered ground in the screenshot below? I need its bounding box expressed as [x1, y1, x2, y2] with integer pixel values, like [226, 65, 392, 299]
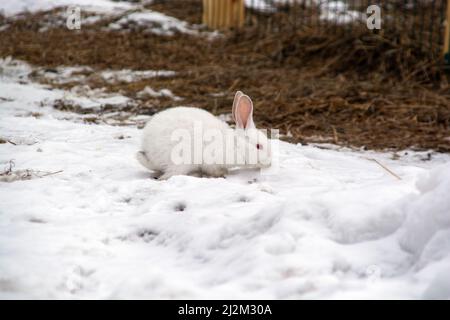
[1, 57, 450, 299]
[246, 0, 364, 24]
[108, 10, 205, 36]
[0, 0, 217, 38]
[0, 0, 134, 17]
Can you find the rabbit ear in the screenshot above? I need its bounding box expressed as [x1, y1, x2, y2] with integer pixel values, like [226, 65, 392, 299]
[232, 91, 243, 123]
[235, 94, 254, 130]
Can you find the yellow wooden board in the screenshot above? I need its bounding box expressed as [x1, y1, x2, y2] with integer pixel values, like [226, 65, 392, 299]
[202, 0, 245, 30]
[445, 0, 450, 63]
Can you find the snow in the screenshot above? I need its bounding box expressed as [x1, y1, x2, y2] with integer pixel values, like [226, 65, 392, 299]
[108, 10, 196, 36]
[398, 165, 450, 256]
[100, 69, 176, 84]
[1, 58, 450, 299]
[0, 0, 132, 34]
[245, 0, 277, 13]
[30, 65, 176, 89]
[320, 1, 363, 24]
[107, 9, 219, 38]
[246, 0, 364, 25]
[137, 86, 182, 101]
[33, 66, 93, 84]
[0, 0, 134, 17]
[0, 1, 217, 38]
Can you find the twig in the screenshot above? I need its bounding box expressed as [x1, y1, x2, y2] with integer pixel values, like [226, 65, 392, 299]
[227, 78, 240, 92]
[2, 159, 15, 175]
[40, 170, 64, 177]
[331, 125, 338, 144]
[365, 157, 402, 180]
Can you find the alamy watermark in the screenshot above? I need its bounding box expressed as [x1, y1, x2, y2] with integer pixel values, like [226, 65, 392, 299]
[66, 6, 81, 30]
[365, 264, 382, 283]
[169, 124, 279, 175]
[366, 5, 381, 30]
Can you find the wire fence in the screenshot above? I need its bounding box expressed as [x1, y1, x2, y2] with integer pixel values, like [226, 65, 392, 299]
[153, 0, 448, 57]
[245, 0, 448, 55]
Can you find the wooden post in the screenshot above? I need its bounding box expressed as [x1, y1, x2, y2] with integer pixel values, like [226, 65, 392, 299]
[444, 0, 450, 64]
[203, 0, 245, 30]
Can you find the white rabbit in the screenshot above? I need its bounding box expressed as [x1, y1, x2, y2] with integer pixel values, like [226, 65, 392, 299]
[136, 91, 271, 180]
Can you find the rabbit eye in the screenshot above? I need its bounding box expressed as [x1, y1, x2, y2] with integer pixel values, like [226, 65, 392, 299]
[256, 144, 263, 150]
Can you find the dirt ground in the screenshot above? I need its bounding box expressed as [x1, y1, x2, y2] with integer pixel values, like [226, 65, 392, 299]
[1, 0, 449, 152]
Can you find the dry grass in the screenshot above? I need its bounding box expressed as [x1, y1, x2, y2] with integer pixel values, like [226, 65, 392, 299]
[0, 160, 63, 182]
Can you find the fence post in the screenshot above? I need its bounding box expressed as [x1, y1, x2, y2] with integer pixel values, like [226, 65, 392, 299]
[445, 0, 450, 64]
[202, 0, 245, 30]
